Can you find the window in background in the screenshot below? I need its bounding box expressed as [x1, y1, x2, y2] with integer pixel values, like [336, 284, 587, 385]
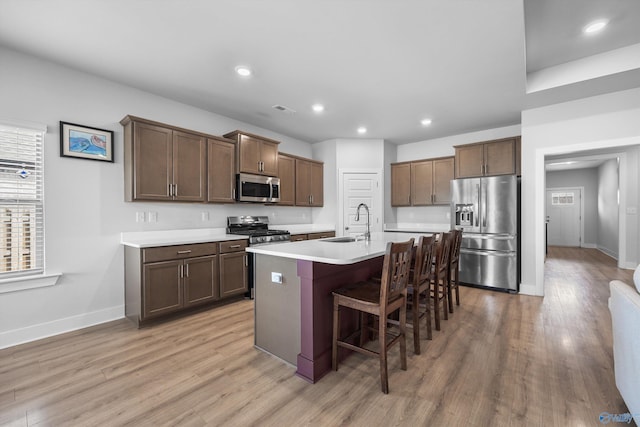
[0, 121, 45, 278]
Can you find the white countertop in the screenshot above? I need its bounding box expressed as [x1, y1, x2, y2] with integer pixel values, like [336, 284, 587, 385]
[246, 231, 429, 265]
[270, 223, 335, 234]
[120, 228, 247, 248]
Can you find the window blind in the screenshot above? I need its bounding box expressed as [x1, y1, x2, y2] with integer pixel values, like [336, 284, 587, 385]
[0, 122, 45, 278]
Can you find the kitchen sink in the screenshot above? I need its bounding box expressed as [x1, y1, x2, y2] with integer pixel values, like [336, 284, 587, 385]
[322, 236, 357, 243]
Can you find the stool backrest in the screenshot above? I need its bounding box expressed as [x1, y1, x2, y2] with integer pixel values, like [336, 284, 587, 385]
[380, 239, 414, 307]
[413, 235, 436, 287]
[435, 232, 451, 277]
[449, 229, 462, 265]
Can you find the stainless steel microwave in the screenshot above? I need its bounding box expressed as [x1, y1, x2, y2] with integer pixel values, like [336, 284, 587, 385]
[236, 173, 280, 203]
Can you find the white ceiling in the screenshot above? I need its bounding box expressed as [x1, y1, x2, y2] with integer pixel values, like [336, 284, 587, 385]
[0, 0, 638, 144]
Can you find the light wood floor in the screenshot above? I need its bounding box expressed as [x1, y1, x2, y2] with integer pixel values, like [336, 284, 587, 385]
[0, 247, 634, 426]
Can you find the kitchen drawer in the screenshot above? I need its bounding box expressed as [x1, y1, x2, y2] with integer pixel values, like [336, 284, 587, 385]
[308, 231, 335, 240]
[142, 243, 218, 263]
[219, 240, 248, 253]
[290, 234, 308, 242]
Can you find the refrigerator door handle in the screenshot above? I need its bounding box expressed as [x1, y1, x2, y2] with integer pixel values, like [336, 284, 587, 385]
[482, 181, 487, 228]
[475, 183, 480, 227]
[460, 248, 516, 257]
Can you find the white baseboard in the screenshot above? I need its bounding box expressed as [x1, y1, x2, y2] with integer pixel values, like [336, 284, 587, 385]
[0, 305, 124, 350]
[620, 261, 638, 270]
[597, 246, 618, 260]
[581, 243, 597, 249]
[518, 282, 543, 296]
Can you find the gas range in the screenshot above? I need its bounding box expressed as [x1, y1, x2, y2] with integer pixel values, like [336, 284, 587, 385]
[227, 216, 290, 246]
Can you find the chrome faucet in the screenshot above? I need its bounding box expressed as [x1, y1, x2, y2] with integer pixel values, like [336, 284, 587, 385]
[355, 203, 371, 241]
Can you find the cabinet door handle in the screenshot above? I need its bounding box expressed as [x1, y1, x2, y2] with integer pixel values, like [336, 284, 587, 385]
[177, 250, 192, 254]
[185, 263, 189, 278]
[169, 183, 173, 197]
[179, 264, 184, 278]
[173, 184, 178, 196]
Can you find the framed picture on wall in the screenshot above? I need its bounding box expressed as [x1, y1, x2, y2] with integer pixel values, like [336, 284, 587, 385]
[60, 121, 114, 162]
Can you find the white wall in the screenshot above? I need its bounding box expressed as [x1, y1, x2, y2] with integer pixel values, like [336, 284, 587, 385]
[393, 125, 522, 227]
[311, 139, 337, 226]
[598, 159, 620, 258]
[546, 168, 599, 246]
[521, 88, 640, 297]
[0, 47, 317, 348]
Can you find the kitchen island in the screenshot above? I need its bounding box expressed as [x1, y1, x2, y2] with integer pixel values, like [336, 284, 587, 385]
[247, 232, 426, 383]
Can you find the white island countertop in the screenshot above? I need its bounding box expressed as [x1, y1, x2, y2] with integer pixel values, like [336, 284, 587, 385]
[246, 231, 431, 265]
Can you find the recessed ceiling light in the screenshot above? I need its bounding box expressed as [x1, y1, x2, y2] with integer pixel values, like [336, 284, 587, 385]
[583, 19, 608, 34]
[357, 127, 367, 134]
[235, 65, 252, 77]
[312, 104, 325, 113]
[421, 118, 432, 126]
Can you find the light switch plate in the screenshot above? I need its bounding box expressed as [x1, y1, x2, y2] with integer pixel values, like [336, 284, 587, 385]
[148, 212, 158, 222]
[136, 212, 145, 222]
[271, 272, 283, 284]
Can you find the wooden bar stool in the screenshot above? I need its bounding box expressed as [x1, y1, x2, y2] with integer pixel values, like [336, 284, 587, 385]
[431, 232, 450, 331]
[447, 229, 463, 313]
[331, 239, 414, 394]
[407, 235, 436, 354]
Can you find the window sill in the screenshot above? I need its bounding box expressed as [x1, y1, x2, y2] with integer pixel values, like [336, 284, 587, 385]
[0, 273, 62, 294]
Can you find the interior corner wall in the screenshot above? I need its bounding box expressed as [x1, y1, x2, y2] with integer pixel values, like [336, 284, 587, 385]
[521, 87, 640, 297]
[383, 140, 397, 226]
[545, 168, 599, 246]
[597, 159, 620, 259]
[0, 46, 315, 349]
[311, 139, 338, 226]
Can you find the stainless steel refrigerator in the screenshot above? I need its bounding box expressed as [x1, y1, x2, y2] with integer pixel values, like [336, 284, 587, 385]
[450, 175, 519, 292]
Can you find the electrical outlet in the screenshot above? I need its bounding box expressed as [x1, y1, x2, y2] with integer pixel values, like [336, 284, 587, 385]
[136, 212, 145, 223]
[271, 272, 283, 284]
[148, 212, 157, 222]
[201, 211, 209, 221]
[627, 207, 638, 215]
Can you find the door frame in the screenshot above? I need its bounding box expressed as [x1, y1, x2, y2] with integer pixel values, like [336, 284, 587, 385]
[338, 168, 383, 237]
[545, 186, 585, 248]
[527, 141, 635, 298]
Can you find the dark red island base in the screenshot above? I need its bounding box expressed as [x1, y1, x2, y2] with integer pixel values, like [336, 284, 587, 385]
[295, 256, 384, 383]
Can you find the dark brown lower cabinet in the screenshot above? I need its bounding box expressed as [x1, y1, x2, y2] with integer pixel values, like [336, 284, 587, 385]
[125, 240, 245, 327]
[142, 260, 183, 319]
[219, 241, 248, 298]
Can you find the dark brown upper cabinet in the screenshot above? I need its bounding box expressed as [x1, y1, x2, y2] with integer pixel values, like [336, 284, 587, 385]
[223, 130, 279, 176]
[454, 137, 519, 179]
[122, 116, 206, 202]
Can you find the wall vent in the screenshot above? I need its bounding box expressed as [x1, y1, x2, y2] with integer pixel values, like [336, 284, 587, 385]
[272, 104, 296, 114]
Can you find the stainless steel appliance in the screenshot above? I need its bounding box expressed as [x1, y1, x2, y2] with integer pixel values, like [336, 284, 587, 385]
[236, 173, 280, 203]
[451, 175, 519, 292]
[227, 216, 290, 298]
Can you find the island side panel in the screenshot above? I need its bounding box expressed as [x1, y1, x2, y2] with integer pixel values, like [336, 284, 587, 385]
[254, 254, 301, 365]
[296, 256, 384, 383]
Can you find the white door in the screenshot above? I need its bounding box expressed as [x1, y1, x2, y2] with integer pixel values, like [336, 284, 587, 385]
[546, 188, 582, 247]
[341, 172, 382, 238]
